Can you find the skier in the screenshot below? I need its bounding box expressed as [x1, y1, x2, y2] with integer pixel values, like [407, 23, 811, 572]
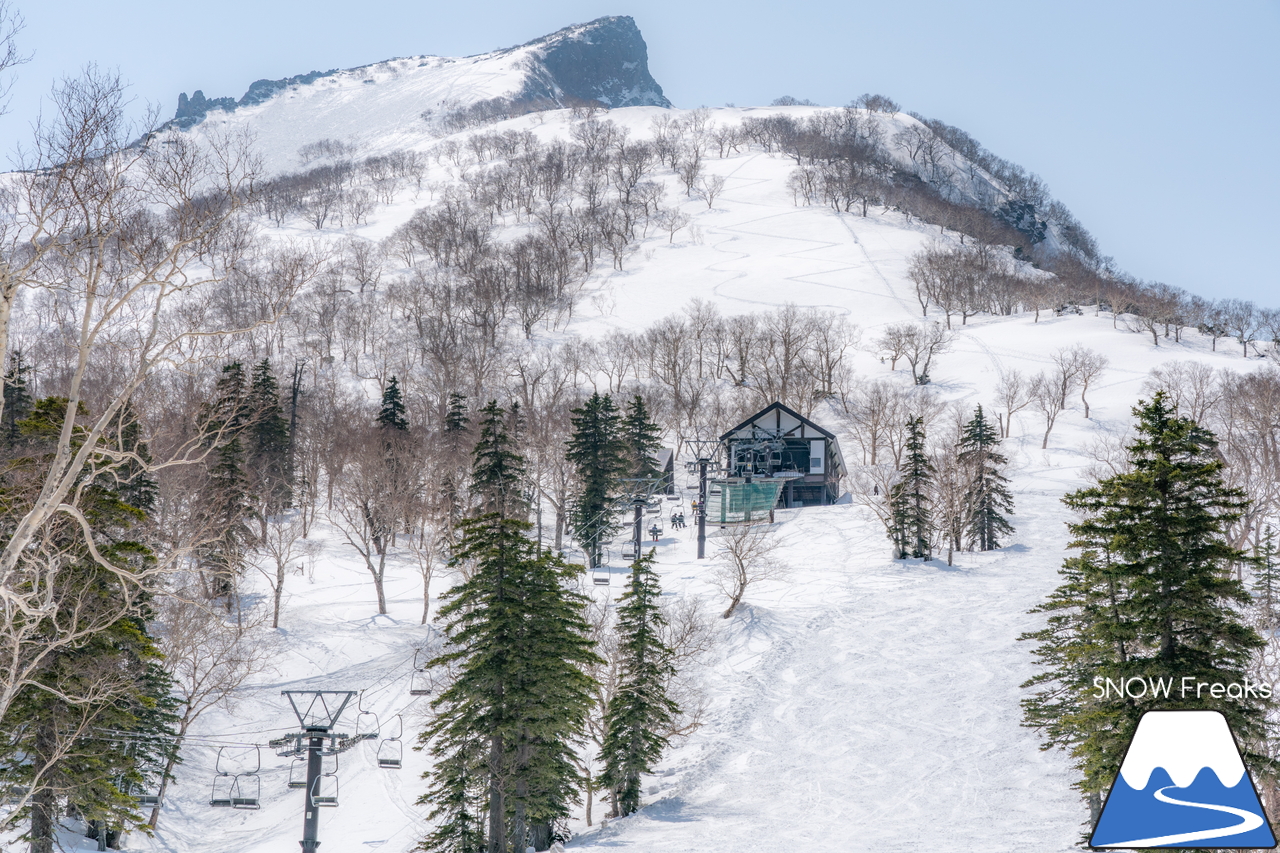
[649, 524, 661, 542]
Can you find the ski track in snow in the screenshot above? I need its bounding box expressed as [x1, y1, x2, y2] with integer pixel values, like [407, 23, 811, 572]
[61, 104, 1276, 853]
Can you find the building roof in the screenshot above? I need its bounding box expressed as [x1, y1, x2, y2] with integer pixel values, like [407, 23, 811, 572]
[719, 401, 837, 442]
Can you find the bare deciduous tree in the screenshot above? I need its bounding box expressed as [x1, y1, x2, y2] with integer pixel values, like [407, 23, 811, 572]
[697, 174, 726, 209]
[258, 512, 305, 628]
[895, 323, 953, 385]
[712, 522, 785, 618]
[1030, 371, 1065, 450]
[995, 368, 1032, 438]
[656, 208, 691, 244]
[1143, 361, 1223, 423]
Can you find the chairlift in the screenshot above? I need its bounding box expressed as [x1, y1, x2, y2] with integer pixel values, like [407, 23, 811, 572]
[591, 566, 610, 586]
[621, 540, 638, 562]
[354, 691, 380, 739]
[310, 762, 339, 808]
[287, 758, 307, 789]
[410, 648, 433, 696]
[209, 747, 234, 807]
[230, 746, 261, 809]
[409, 670, 434, 696]
[645, 500, 662, 516]
[377, 715, 404, 769]
[0, 784, 28, 806]
[231, 774, 261, 810]
[209, 777, 234, 808]
[137, 793, 162, 808]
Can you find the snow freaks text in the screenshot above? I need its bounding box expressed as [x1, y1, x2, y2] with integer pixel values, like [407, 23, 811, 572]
[1093, 676, 1275, 701]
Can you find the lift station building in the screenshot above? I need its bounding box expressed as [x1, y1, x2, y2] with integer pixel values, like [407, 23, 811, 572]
[716, 402, 846, 510]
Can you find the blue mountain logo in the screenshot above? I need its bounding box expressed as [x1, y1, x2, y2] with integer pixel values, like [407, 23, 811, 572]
[1091, 710, 1276, 848]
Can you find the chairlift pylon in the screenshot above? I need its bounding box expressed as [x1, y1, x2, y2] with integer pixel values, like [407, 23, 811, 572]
[377, 715, 403, 769]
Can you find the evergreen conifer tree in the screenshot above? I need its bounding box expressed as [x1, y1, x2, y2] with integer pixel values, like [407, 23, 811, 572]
[1021, 393, 1266, 824]
[957, 405, 1014, 551]
[887, 416, 933, 559]
[567, 394, 626, 568]
[200, 362, 255, 600]
[599, 552, 678, 818]
[1254, 525, 1280, 629]
[378, 376, 410, 432]
[470, 401, 526, 517]
[619, 395, 663, 483]
[446, 393, 470, 436]
[439, 394, 472, 535]
[2, 348, 32, 448]
[247, 359, 293, 519]
[419, 402, 599, 853]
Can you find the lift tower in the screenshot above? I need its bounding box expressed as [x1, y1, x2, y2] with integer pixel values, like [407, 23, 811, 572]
[271, 691, 374, 851]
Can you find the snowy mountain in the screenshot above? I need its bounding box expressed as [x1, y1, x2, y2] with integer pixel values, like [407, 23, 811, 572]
[165, 16, 668, 171]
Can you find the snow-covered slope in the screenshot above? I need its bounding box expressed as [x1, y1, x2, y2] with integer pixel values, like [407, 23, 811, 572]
[80, 102, 1273, 853]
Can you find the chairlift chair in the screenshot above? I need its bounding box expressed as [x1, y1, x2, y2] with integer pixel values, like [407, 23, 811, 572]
[591, 566, 610, 586]
[310, 771, 339, 808]
[230, 746, 261, 809]
[230, 774, 261, 810]
[287, 758, 308, 789]
[409, 649, 433, 696]
[354, 691, 380, 739]
[621, 539, 638, 561]
[377, 715, 404, 769]
[645, 500, 662, 516]
[209, 776, 234, 808]
[137, 793, 162, 808]
[209, 747, 234, 807]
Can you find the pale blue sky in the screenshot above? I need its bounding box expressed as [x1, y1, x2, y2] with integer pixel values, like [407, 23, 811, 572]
[3, 0, 1276, 305]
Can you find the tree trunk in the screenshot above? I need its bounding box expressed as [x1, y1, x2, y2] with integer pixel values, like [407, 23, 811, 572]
[273, 563, 285, 628]
[421, 571, 431, 625]
[488, 735, 506, 853]
[149, 725, 189, 829]
[30, 722, 56, 853]
[374, 550, 388, 615]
